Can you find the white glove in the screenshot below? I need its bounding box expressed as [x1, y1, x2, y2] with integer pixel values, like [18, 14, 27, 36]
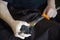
[15, 21, 31, 39]
[47, 8, 57, 18]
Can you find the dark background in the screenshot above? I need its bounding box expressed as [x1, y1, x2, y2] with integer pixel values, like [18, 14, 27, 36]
[55, 0, 60, 22]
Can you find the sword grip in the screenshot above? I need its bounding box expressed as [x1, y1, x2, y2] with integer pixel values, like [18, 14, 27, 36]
[42, 12, 50, 20]
[20, 25, 33, 34]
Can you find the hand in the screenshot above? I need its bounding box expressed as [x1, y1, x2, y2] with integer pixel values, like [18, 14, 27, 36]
[43, 5, 57, 18]
[11, 20, 31, 39]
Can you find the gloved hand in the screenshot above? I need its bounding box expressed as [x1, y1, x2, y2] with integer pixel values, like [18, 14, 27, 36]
[43, 6, 57, 18]
[11, 20, 31, 39]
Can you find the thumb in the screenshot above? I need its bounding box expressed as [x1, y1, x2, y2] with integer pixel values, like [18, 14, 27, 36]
[42, 7, 50, 20]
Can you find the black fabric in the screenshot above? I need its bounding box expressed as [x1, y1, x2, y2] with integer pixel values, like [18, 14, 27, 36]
[54, 0, 60, 22]
[7, 3, 42, 22]
[7, 2, 47, 22]
[3, 0, 47, 9]
[34, 19, 60, 40]
[0, 17, 60, 40]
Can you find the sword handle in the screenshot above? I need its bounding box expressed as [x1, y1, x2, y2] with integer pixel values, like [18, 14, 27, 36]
[42, 11, 50, 20]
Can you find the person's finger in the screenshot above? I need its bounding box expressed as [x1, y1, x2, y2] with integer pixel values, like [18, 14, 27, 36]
[19, 33, 31, 37]
[15, 32, 31, 39]
[16, 21, 30, 32]
[15, 33, 25, 39]
[42, 6, 50, 20]
[47, 8, 54, 18]
[23, 22, 30, 27]
[43, 6, 48, 14]
[52, 9, 57, 18]
[47, 8, 57, 18]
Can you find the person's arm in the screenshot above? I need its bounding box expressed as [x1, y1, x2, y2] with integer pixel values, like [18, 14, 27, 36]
[0, 1, 31, 39]
[0, 1, 16, 31]
[0, 1, 15, 26]
[43, 0, 57, 18]
[48, 0, 55, 8]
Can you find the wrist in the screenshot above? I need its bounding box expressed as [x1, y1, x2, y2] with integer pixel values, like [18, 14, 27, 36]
[48, 4, 56, 9]
[10, 20, 21, 34]
[9, 20, 16, 32]
[48, 0, 56, 8]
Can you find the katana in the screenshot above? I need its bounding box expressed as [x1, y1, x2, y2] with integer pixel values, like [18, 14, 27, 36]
[20, 11, 50, 34]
